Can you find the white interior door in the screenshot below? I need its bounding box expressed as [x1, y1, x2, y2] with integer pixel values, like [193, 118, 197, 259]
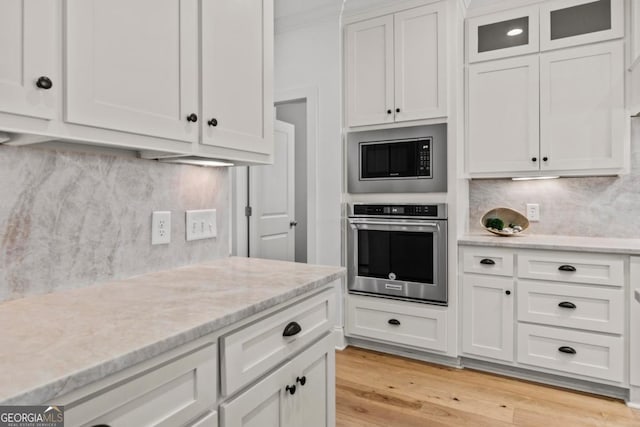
[249, 121, 295, 261]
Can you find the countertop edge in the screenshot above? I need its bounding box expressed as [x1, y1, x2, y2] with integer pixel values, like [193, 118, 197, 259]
[1, 269, 345, 405]
[458, 235, 640, 255]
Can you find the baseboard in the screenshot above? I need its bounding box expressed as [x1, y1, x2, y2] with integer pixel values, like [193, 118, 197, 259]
[346, 337, 462, 368]
[628, 386, 640, 409]
[462, 357, 629, 401]
[334, 327, 347, 351]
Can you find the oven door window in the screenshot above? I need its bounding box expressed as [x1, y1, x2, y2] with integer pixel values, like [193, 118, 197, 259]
[357, 230, 434, 284]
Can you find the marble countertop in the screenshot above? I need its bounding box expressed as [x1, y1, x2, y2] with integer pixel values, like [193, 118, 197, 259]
[459, 234, 640, 255]
[0, 257, 345, 405]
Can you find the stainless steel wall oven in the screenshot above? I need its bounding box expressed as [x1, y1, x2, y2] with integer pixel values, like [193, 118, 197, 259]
[347, 203, 448, 305]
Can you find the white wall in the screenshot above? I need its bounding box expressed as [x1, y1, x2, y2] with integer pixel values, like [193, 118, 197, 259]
[275, 15, 342, 266]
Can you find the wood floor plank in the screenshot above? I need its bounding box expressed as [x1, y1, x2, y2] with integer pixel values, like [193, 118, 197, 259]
[336, 346, 640, 427]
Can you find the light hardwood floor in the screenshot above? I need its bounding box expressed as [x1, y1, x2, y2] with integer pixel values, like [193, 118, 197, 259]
[336, 347, 640, 427]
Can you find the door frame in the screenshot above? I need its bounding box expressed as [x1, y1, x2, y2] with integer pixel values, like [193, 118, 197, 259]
[231, 86, 319, 264]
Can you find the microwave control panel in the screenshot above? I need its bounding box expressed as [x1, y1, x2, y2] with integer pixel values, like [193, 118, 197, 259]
[417, 140, 431, 177]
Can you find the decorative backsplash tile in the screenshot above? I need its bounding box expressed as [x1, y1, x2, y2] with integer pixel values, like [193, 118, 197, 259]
[0, 145, 229, 302]
[470, 120, 640, 238]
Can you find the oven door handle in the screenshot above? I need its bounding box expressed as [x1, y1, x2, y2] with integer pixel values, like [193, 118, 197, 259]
[349, 220, 440, 229]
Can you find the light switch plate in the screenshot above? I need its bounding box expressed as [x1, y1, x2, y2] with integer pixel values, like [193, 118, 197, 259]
[152, 211, 171, 245]
[186, 209, 217, 241]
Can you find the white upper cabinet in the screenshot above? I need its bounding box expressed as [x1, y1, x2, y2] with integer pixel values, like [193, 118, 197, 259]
[345, 15, 395, 127]
[539, 0, 623, 51]
[65, 0, 199, 143]
[345, 2, 447, 128]
[394, 4, 447, 122]
[539, 41, 624, 171]
[0, 0, 57, 120]
[467, 6, 539, 63]
[468, 55, 540, 174]
[201, 0, 274, 155]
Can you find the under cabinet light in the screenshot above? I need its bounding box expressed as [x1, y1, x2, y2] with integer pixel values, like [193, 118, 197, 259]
[158, 158, 234, 167]
[507, 28, 524, 36]
[511, 176, 559, 181]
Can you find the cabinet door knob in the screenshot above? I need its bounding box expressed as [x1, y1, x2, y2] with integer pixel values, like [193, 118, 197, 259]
[387, 109, 392, 114]
[207, 118, 218, 127]
[395, 108, 400, 113]
[480, 258, 495, 265]
[558, 301, 576, 309]
[388, 318, 401, 326]
[283, 321, 302, 337]
[36, 76, 53, 90]
[289, 220, 298, 228]
[296, 376, 307, 386]
[543, 156, 549, 162]
[505, 290, 511, 295]
[286, 384, 296, 395]
[186, 113, 198, 123]
[531, 157, 537, 162]
[558, 346, 577, 355]
[558, 265, 576, 272]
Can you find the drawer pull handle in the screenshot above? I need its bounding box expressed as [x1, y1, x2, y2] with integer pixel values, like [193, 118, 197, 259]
[286, 384, 296, 395]
[480, 258, 495, 265]
[388, 318, 401, 326]
[558, 265, 576, 272]
[283, 321, 302, 337]
[558, 346, 577, 355]
[296, 376, 307, 386]
[558, 301, 577, 309]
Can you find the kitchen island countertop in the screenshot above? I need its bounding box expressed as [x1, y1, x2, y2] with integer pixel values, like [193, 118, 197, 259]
[0, 257, 345, 405]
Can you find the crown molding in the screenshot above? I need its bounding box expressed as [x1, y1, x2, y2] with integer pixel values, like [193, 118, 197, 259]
[276, 2, 343, 34]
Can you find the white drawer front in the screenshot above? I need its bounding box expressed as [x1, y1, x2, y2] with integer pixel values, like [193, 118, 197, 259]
[221, 289, 336, 397]
[346, 295, 447, 352]
[517, 280, 624, 334]
[462, 246, 514, 277]
[517, 251, 624, 286]
[517, 324, 624, 383]
[66, 344, 217, 427]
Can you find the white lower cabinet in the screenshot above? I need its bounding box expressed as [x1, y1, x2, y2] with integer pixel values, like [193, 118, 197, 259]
[461, 274, 514, 362]
[460, 245, 628, 388]
[630, 257, 640, 406]
[346, 294, 448, 352]
[220, 334, 335, 427]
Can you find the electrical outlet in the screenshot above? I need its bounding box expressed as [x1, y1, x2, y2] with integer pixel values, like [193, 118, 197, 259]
[186, 209, 217, 241]
[526, 203, 540, 222]
[152, 211, 171, 245]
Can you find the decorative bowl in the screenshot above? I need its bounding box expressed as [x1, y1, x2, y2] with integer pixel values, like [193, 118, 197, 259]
[480, 207, 529, 237]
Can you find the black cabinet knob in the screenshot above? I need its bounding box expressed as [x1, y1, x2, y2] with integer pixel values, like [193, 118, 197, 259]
[558, 301, 576, 309]
[207, 118, 218, 127]
[395, 108, 400, 113]
[558, 346, 577, 355]
[286, 384, 296, 395]
[505, 290, 511, 295]
[543, 156, 549, 162]
[36, 76, 53, 90]
[186, 113, 198, 123]
[283, 321, 302, 337]
[480, 258, 495, 265]
[531, 157, 537, 162]
[388, 318, 401, 326]
[296, 376, 307, 386]
[387, 109, 392, 114]
[558, 265, 576, 272]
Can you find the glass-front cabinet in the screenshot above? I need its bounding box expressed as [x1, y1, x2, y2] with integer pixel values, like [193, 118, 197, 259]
[468, 6, 539, 63]
[540, 0, 623, 51]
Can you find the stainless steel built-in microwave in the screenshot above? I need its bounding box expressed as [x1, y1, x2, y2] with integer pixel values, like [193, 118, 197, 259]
[347, 124, 447, 193]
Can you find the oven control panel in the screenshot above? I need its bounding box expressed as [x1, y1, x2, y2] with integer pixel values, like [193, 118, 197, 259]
[352, 204, 446, 218]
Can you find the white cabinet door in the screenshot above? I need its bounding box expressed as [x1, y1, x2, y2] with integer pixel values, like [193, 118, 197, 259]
[394, 3, 446, 122]
[0, 0, 57, 119]
[540, 41, 624, 172]
[345, 15, 395, 127]
[631, 257, 640, 387]
[65, 0, 199, 142]
[201, 0, 274, 155]
[467, 55, 539, 174]
[462, 274, 514, 362]
[539, 0, 623, 52]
